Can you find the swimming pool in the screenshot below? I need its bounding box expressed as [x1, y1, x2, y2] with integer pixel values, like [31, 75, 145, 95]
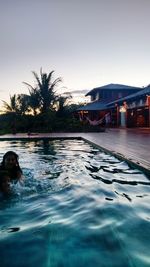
[0, 139, 150, 267]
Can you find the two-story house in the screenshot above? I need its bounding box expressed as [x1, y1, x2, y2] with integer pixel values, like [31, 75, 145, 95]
[78, 83, 143, 127]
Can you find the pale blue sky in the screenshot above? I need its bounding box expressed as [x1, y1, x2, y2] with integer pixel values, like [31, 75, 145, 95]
[0, 0, 150, 106]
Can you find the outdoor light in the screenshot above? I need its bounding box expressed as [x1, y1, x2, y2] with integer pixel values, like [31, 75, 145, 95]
[119, 106, 126, 112]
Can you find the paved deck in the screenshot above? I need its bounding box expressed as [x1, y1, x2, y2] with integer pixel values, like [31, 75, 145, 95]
[0, 128, 150, 174]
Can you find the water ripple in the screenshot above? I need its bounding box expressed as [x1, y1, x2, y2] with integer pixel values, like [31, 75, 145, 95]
[0, 139, 150, 267]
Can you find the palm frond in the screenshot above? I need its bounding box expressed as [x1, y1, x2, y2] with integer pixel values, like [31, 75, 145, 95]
[23, 82, 35, 91]
[51, 77, 62, 88]
[32, 71, 42, 89]
[47, 70, 55, 84]
[1, 100, 12, 112]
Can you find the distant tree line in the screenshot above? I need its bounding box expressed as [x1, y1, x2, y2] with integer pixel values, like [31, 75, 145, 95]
[0, 69, 89, 134]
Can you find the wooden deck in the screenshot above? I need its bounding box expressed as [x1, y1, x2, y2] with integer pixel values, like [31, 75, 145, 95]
[80, 128, 150, 175]
[0, 128, 150, 174]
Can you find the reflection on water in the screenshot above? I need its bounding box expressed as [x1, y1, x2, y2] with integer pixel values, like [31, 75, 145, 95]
[0, 139, 150, 267]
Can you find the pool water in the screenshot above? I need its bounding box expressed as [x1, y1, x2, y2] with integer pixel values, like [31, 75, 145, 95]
[0, 139, 150, 267]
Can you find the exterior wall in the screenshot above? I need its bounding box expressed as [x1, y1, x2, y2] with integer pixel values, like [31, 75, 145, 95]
[117, 96, 150, 128]
[90, 89, 141, 103]
[127, 98, 146, 109]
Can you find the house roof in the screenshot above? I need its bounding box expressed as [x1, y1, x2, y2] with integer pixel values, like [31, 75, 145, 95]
[86, 83, 143, 96]
[77, 101, 108, 111]
[77, 85, 150, 112]
[107, 86, 150, 106]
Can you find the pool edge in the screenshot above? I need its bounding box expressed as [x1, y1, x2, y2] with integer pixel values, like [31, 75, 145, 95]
[82, 137, 150, 177]
[0, 134, 150, 177]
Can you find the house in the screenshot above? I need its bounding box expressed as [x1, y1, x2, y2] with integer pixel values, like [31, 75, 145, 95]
[107, 85, 150, 127]
[77, 83, 144, 127]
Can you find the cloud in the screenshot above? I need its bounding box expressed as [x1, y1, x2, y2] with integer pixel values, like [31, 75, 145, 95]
[68, 89, 89, 95]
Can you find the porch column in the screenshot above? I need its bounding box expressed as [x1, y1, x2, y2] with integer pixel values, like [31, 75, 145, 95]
[149, 106, 150, 127]
[115, 104, 119, 127]
[147, 96, 150, 127]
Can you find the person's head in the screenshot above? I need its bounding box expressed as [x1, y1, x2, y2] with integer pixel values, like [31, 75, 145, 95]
[0, 171, 11, 194]
[1, 151, 20, 170]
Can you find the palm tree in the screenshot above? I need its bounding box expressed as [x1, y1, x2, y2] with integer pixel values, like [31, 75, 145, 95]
[56, 93, 72, 117]
[21, 86, 40, 116]
[2, 94, 19, 114]
[24, 69, 62, 114]
[2, 94, 31, 115]
[28, 88, 40, 116]
[17, 94, 31, 115]
[1, 94, 20, 134]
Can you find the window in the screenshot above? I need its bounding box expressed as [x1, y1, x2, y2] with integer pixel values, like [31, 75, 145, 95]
[118, 92, 123, 98]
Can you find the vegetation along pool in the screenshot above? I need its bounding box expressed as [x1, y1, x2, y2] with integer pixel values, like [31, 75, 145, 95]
[0, 139, 150, 267]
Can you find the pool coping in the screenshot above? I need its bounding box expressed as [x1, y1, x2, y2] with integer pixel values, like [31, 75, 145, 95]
[81, 137, 150, 177]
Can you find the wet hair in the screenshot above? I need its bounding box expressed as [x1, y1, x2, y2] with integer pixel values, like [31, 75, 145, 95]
[0, 170, 11, 195]
[0, 170, 9, 182]
[1, 151, 19, 167]
[0, 151, 22, 179]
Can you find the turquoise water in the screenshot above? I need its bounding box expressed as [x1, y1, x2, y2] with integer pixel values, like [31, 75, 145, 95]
[0, 139, 150, 267]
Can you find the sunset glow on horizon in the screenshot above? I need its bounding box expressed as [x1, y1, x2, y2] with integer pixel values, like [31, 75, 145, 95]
[0, 0, 150, 107]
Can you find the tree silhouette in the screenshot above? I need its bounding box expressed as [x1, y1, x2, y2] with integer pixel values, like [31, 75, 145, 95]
[24, 69, 62, 114]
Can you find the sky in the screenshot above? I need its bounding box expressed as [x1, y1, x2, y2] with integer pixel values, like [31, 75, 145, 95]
[0, 0, 150, 107]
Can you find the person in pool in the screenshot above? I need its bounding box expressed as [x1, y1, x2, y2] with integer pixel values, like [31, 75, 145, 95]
[0, 151, 23, 182]
[0, 170, 11, 196]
